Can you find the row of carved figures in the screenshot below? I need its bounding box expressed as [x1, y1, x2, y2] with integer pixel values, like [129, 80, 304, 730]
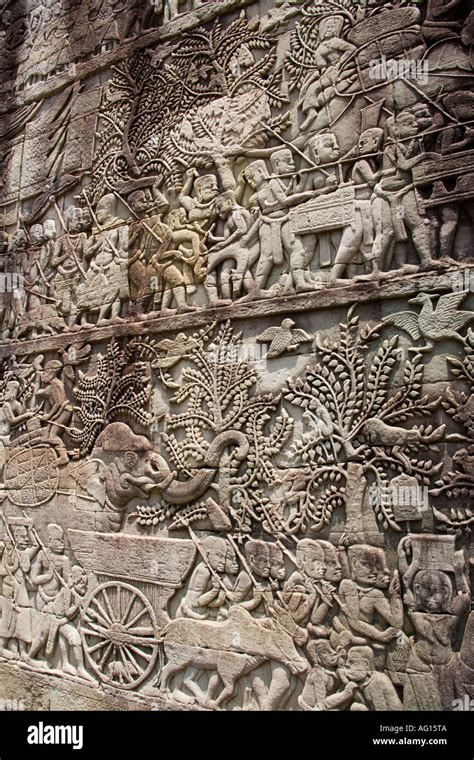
[0, 518, 471, 711]
[1, 99, 473, 339]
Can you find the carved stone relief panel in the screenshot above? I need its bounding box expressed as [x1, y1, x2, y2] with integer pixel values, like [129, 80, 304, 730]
[0, 0, 472, 712]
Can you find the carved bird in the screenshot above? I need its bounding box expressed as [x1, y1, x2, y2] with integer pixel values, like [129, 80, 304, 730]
[383, 292, 474, 353]
[257, 318, 313, 359]
[152, 333, 199, 369]
[452, 447, 474, 480]
[59, 343, 92, 381]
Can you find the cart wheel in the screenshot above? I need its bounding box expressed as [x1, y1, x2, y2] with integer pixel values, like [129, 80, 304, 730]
[81, 581, 159, 690]
[4, 445, 58, 507]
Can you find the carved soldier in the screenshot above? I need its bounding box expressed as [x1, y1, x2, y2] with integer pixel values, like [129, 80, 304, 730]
[298, 133, 341, 271]
[36, 360, 73, 466]
[205, 191, 254, 306]
[333, 545, 403, 656]
[176, 536, 228, 620]
[29, 565, 93, 681]
[231, 539, 275, 616]
[243, 151, 318, 295]
[127, 188, 167, 314]
[283, 539, 338, 634]
[31, 524, 71, 613]
[371, 111, 445, 274]
[329, 128, 385, 284]
[179, 155, 235, 229]
[51, 206, 89, 329]
[0, 523, 38, 660]
[76, 194, 129, 327]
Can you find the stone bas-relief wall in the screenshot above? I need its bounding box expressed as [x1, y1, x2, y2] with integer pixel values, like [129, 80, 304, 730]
[0, 0, 473, 712]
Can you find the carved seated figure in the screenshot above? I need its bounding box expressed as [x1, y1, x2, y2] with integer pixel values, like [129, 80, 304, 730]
[298, 640, 353, 711]
[422, 0, 464, 42]
[338, 646, 403, 711]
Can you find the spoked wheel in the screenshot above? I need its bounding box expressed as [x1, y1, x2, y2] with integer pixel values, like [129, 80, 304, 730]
[81, 581, 159, 690]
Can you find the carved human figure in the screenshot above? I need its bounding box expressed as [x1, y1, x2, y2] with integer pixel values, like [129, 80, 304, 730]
[149, 221, 201, 315]
[51, 206, 89, 328]
[4, 230, 27, 335]
[36, 360, 73, 466]
[76, 194, 129, 327]
[422, 0, 464, 42]
[0, 524, 38, 660]
[205, 191, 254, 306]
[298, 16, 356, 132]
[229, 540, 305, 711]
[127, 188, 167, 314]
[338, 646, 403, 711]
[0, 230, 10, 336]
[176, 536, 228, 620]
[283, 538, 337, 634]
[298, 133, 341, 270]
[31, 524, 71, 613]
[298, 640, 355, 711]
[165, 206, 206, 295]
[328, 128, 385, 285]
[29, 565, 93, 681]
[0, 380, 37, 474]
[400, 549, 470, 711]
[243, 152, 318, 295]
[429, 91, 474, 259]
[21, 224, 52, 311]
[333, 545, 403, 654]
[179, 156, 235, 229]
[231, 539, 274, 616]
[371, 111, 444, 274]
[269, 544, 286, 586]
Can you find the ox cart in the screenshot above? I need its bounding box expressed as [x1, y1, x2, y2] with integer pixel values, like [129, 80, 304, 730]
[68, 529, 196, 690]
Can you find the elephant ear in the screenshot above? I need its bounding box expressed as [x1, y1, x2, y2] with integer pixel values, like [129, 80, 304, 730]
[75, 461, 103, 500]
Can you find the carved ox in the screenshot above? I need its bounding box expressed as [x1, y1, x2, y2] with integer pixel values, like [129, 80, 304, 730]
[159, 606, 308, 709]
